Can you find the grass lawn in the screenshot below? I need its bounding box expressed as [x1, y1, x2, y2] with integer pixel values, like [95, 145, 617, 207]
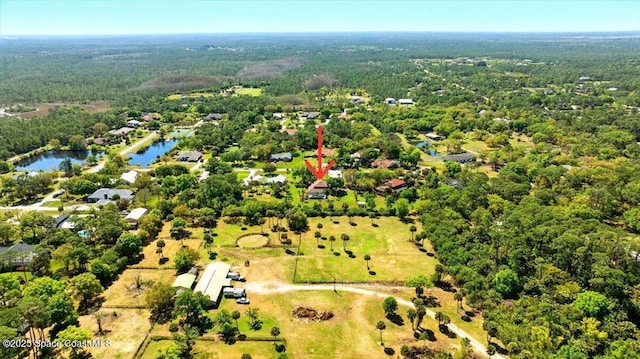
[462, 140, 488, 154]
[166, 92, 215, 100]
[141, 339, 278, 359]
[234, 87, 263, 97]
[150, 290, 469, 359]
[78, 308, 151, 359]
[294, 216, 437, 283]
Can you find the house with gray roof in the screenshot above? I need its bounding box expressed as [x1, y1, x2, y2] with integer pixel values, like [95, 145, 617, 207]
[87, 188, 134, 203]
[270, 152, 292, 162]
[0, 241, 36, 268]
[205, 113, 224, 121]
[441, 152, 477, 164]
[177, 151, 203, 162]
[108, 127, 135, 137]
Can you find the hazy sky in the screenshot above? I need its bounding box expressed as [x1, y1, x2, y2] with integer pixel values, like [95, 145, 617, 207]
[1, 0, 639, 35]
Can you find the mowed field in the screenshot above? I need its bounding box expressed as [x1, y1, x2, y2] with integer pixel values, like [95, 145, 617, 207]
[79, 216, 487, 359]
[142, 290, 467, 359]
[295, 216, 437, 283]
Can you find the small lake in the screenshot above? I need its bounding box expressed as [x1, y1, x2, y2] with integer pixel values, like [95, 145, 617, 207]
[417, 141, 440, 157]
[15, 150, 102, 172]
[127, 139, 178, 168]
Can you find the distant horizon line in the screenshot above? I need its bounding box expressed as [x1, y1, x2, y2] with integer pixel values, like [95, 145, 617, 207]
[2, 30, 639, 38]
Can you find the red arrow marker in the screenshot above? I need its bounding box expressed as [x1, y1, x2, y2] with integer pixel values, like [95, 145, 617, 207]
[305, 125, 336, 180]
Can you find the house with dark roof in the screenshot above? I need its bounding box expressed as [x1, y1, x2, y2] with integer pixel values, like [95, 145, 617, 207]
[205, 113, 224, 121]
[92, 137, 110, 146]
[442, 152, 477, 164]
[87, 188, 134, 203]
[371, 159, 399, 169]
[52, 214, 70, 229]
[177, 151, 203, 162]
[0, 241, 36, 268]
[307, 179, 328, 199]
[270, 152, 292, 162]
[142, 113, 161, 121]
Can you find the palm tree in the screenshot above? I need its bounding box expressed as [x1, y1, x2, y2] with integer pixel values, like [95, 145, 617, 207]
[369, 212, 376, 226]
[327, 201, 334, 220]
[232, 310, 241, 330]
[410, 225, 417, 241]
[329, 235, 336, 251]
[314, 231, 321, 247]
[406, 309, 417, 331]
[341, 233, 350, 251]
[270, 326, 280, 342]
[376, 320, 386, 345]
[156, 239, 165, 259]
[317, 223, 323, 236]
[454, 292, 463, 313]
[419, 331, 429, 349]
[364, 254, 371, 270]
[435, 311, 444, 326]
[93, 311, 107, 335]
[342, 202, 349, 215]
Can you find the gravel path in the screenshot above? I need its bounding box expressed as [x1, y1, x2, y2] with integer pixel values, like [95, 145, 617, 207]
[244, 281, 504, 358]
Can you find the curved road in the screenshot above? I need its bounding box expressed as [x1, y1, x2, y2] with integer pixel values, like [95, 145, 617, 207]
[245, 281, 503, 358]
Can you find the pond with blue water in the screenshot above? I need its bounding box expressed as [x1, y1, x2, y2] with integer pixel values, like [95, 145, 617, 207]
[15, 150, 103, 172]
[416, 141, 440, 157]
[127, 139, 178, 168]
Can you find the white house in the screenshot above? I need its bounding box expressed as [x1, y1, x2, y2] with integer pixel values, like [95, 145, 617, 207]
[120, 170, 138, 184]
[125, 208, 147, 227]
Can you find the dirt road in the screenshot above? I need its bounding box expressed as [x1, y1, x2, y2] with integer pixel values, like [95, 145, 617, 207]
[245, 281, 503, 358]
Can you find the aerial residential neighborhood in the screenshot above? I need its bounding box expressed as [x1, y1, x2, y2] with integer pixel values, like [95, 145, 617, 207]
[0, 2, 639, 359]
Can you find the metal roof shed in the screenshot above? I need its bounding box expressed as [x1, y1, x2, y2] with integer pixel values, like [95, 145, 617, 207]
[193, 262, 232, 307]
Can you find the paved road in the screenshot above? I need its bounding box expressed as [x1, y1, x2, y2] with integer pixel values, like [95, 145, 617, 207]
[87, 132, 159, 174]
[245, 281, 503, 359]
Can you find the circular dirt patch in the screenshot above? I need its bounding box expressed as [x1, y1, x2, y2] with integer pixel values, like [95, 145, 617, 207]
[237, 234, 269, 248]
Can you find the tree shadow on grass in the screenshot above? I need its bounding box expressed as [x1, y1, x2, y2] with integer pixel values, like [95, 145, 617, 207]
[386, 313, 405, 326]
[350, 222, 357, 226]
[464, 311, 476, 318]
[333, 251, 341, 256]
[383, 347, 395, 356]
[372, 223, 379, 227]
[461, 315, 472, 322]
[438, 325, 457, 338]
[317, 244, 325, 249]
[414, 328, 436, 341]
[208, 252, 218, 260]
[159, 257, 170, 264]
[285, 249, 296, 255]
[426, 252, 435, 257]
[418, 247, 427, 253]
[368, 270, 377, 276]
[345, 250, 356, 258]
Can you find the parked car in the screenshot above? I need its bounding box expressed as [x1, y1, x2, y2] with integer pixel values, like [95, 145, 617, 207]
[236, 297, 250, 304]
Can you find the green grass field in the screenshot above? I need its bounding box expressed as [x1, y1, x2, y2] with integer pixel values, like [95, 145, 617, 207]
[143, 289, 472, 359]
[166, 92, 215, 100]
[234, 87, 263, 97]
[295, 216, 436, 283]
